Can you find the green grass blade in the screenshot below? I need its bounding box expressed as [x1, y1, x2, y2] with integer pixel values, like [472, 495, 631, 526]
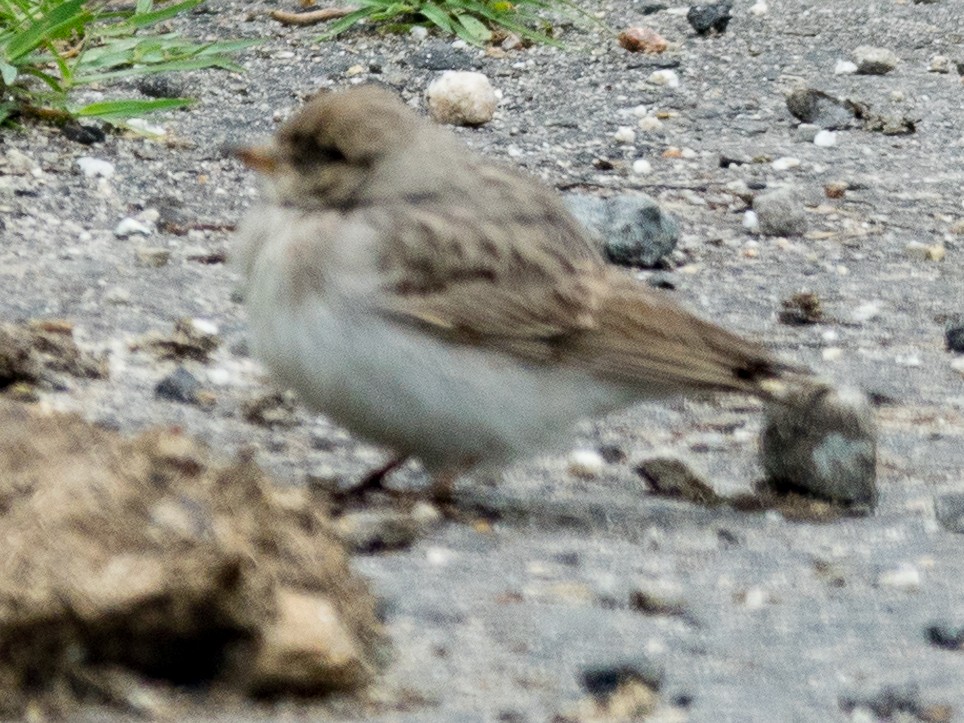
[5, 0, 89, 61]
[74, 97, 192, 121]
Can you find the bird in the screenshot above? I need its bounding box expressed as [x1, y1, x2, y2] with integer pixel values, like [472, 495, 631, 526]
[232, 84, 798, 501]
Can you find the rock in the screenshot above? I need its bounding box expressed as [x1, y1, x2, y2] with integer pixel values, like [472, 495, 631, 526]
[568, 449, 606, 479]
[114, 217, 152, 238]
[426, 71, 497, 126]
[905, 241, 945, 261]
[250, 588, 373, 693]
[76, 157, 115, 178]
[618, 27, 669, 53]
[742, 209, 760, 232]
[686, 0, 732, 34]
[631, 158, 653, 175]
[336, 504, 440, 553]
[771, 156, 801, 171]
[824, 181, 848, 198]
[929, 54, 952, 73]
[813, 129, 836, 147]
[945, 316, 964, 352]
[62, 122, 106, 145]
[926, 622, 964, 650]
[241, 390, 300, 428]
[613, 126, 637, 144]
[564, 193, 679, 268]
[628, 579, 688, 617]
[759, 383, 877, 507]
[647, 69, 680, 88]
[778, 292, 823, 325]
[133, 318, 221, 361]
[753, 187, 808, 236]
[833, 59, 858, 75]
[794, 123, 820, 142]
[840, 684, 951, 722]
[853, 46, 899, 75]
[0, 320, 107, 390]
[155, 366, 202, 404]
[636, 456, 722, 505]
[136, 74, 187, 99]
[786, 88, 861, 129]
[136, 246, 171, 267]
[877, 563, 920, 591]
[934, 492, 964, 532]
[578, 657, 664, 720]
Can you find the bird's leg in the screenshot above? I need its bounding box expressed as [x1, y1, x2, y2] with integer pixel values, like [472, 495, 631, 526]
[334, 455, 407, 502]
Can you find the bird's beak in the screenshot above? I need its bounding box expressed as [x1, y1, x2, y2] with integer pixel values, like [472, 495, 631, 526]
[232, 144, 281, 175]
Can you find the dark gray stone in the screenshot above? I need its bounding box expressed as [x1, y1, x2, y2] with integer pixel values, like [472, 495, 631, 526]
[564, 193, 679, 268]
[786, 88, 861, 130]
[934, 493, 964, 532]
[687, 0, 732, 34]
[154, 366, 201, 404]
[945, 316, 964, 352]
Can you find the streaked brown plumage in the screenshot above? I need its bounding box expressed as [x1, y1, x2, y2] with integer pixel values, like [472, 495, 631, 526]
[234, 85, 797, 492]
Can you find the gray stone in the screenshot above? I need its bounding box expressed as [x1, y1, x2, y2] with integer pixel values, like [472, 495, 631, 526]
[853, 46, 899, 75]
[687, 0, 733, 34]
[564, 193, 679, 268]
[760, 383, 877, 506]
[786, 88, 860, 130]
[934, 493, 964, 532]
[154, 366, 201, 404]
[945, 316, 964, 352]
[753, 187, 808, 236]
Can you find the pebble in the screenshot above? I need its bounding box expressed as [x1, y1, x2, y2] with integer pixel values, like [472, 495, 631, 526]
[876, 563, 920, 591]
[614, 126, 637, 144]
[686, 0, 732, 34]
[813, 130, 837, 147]
[76, 157, 115, 179]
[564, 193, 679, 268]
[581, 657, 664, 696]
[426, 71, 497, 126]
[136, 247, 171, 268]
[637, 115, 664, 132]
[568, 449, 606, 479]
[904, 240, 945, 261]
[853, 46, 899, 75]
[632, 158, 653, 175]
[409, 25, 428, 41]
[934, 493, 964, 533]
[786, 88, 858, 129]
[155, 366, 202, 404]
[753, 187, 807, 236]
[794, 123, 820, 142]
[742, 210, 760, 232]
[750, 1, 767, 15]
[833, 59, 858, 75]
[647, 69, 680, 88]
[636, 456, 721, 505]
[926, 622, 964, 649]
[759, 383, 877, 507]
[928, 54, 951, 73]
[104, 286, 131, 305]
[114, 217, 152, 238]
[771, 156, 801, 171]
[952, 358, 964, 377]
[628, 579, 688, 617]
[618, 27, 669, 54]
[945, 317, 964, 352]
[849, 300, 882, 323]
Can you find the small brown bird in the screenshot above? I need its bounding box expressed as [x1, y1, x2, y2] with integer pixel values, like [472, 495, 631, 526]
[234, 85, 796, 498]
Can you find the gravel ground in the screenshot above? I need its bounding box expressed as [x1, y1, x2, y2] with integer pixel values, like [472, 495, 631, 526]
[2, 0, 964, 720]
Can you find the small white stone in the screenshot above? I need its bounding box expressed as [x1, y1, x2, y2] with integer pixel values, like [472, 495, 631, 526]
[637, 115, 663, 132]
[613, 126, 636, 144]
[877, 563, 920, 591]
[137, 208, 161, 224]
[742, 210, 760, 231]
[647, 69, 680, 88]
[822, 347, 843, 361]
[114, 217, 152, 238]
[821, 329, 839, 343]
[771, 157, 801, 171]
[680, 147, 697, 159]
[813, 130, 837, 147]
[895, 354, 921, 368]
[189, 318, 219, 337]
[632, 158, 653, 175]
[631, 104, 649, 117]
[929, 54, 951, 73]
[425, 546, 455, 566]
[567, 449, 605, 479]
[750, 1, 768, 15]
[950, 357, 964, 377]
[850, 301, 882, 323]
[426, 71, 498, 126]
[833, 59, 858, 75]
[76, 157, 115, 179]
[409, 25, 429, 41]
[742, 586, 769, 609]
[104, 286, 131, 305]
[273, 50, 295, 60]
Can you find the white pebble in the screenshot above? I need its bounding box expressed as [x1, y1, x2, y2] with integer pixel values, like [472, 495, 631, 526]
[750, 1, 768, 15]
[189, 318, 220, 337]
[877, 564, 920, 591]
[409, 25, 429, 41]
[834, 59, 858, 75]
[681, 147, 697, 159]
[425, 546, 455, 566]
[742, 210, 760, 231]
[613, 126, 636, 144]
[426, 71, 498, 126]
[631, 104, 649, 117]
[567, 449, 605, 479]
[743, 587, 769, 609]
[104, 286, 131, 305]
[813, 130, 837, 147]
[850, 301, 882, 323]
[637, 115, 663, 132]
[273, 50, 295, 60]
[114, 217, 152, 238]
[632, 158, 653, 175]
[950, 358, 964, 377]
[822, 347, 843, 361]
[76, 157, 115, 179]
[771, 157, 801, 171]
[647, 69, 680, 88]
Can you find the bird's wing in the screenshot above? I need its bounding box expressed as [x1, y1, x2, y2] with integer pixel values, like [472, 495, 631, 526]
[365, 201, 784, 396]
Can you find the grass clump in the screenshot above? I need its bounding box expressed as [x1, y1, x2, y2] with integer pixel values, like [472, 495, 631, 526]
[320, 0, 586, 47]
[0, 0, 255, 128]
